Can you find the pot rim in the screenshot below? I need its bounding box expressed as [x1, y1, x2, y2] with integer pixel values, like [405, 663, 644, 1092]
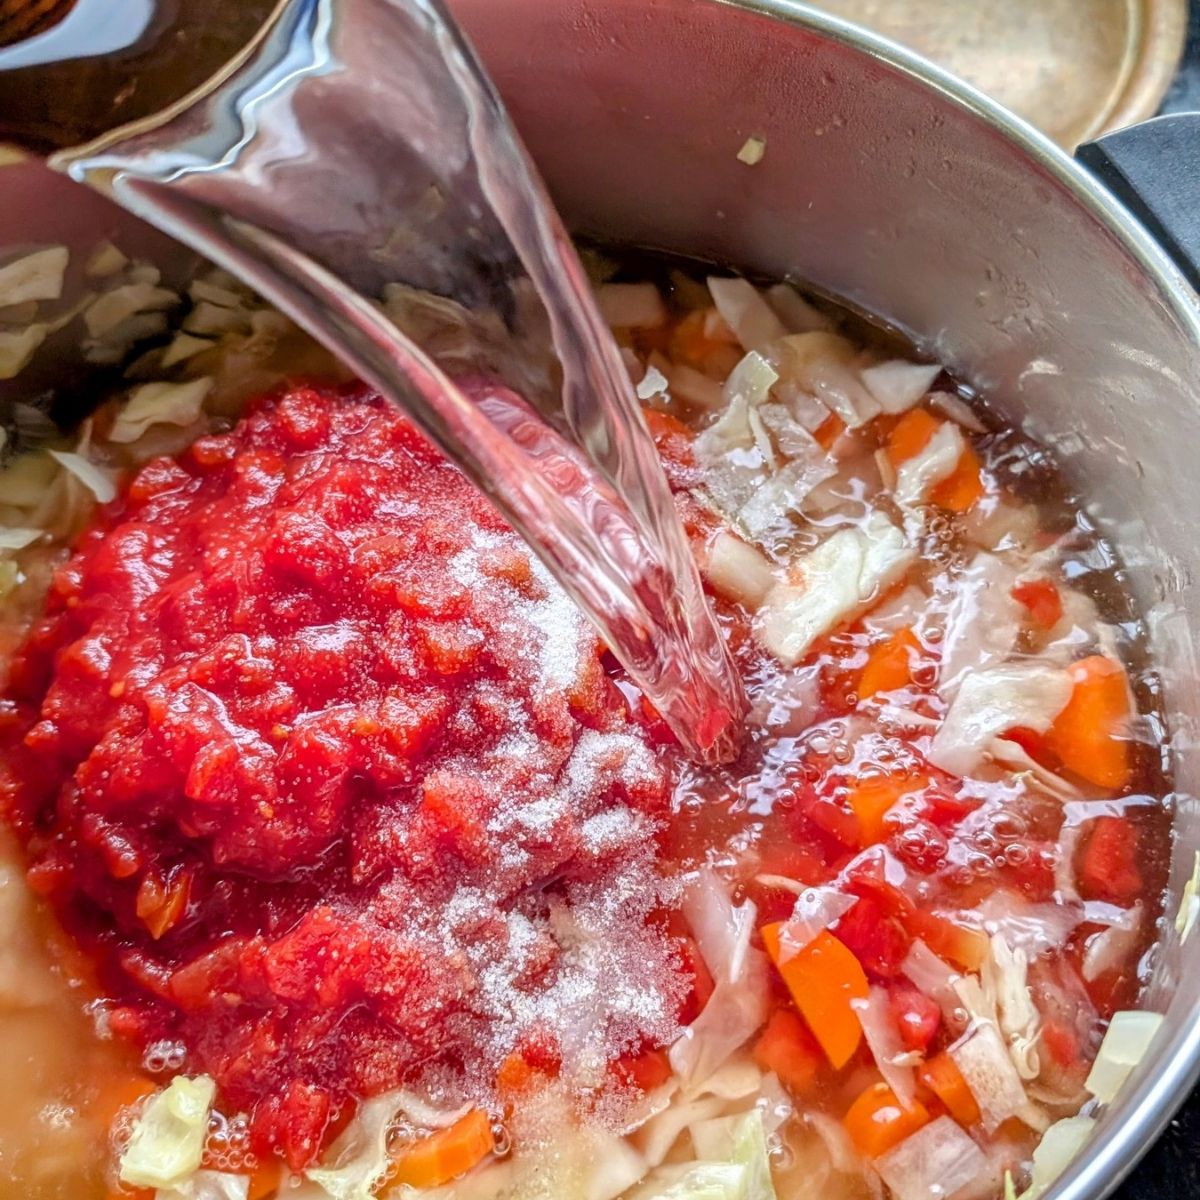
[708, 2, 1200, 1197]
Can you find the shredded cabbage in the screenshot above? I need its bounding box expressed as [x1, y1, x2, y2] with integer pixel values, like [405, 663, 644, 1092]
[0, 246, 68, 305]
[893, 420, 964, 508]
[936, 553, 1024, 698]
[162, 1170, 251, 1200]
[949, 1022, 1029, 1131]
[84, 282, 179, 338]
[306, 1090, 399, 1200]
[1017, 1115, 1095, 1200]
[109, 378, 214, 444]
[47, 449, 118, 504]
[853, 986, 916, 1106]
[984, 934, 1040, 1080]
[0, 526, 41, 551]
[118, 1075, 216, 1190]
[762, 284, 831, 335]
[0, 324, 47, 379]
[928, 663, 1073, 778]
[770, 332, 878, 428]
[724, 352, 779, 410]
[707, 278, 787, 354]
[755, 512, 915, 666]
[85, 241, 129, 278]
[633, 1110, 776, 1200]
[596, 283, 667, 330]
[1084, 1009, 1164, 1103]
[1175, 850, 1200, 941]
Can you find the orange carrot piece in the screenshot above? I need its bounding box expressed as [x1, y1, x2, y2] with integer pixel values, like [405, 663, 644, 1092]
[814, 413, 846, 450]
[930, 443, 985, 513]
[94, 1073, 158, 1129]
[847, 770, 928, 846]
[843, 1082, 931, 1158]
[918, 1052, 981, 1127]
[858, 627, 922, 699]
[753, 1007, 824, 1096]
[387, 1109, 495, 1191]
[246, 1159, 282, 1200]
[760, 926, 869, 1069]
[886, 408, 941, 466]
[1046, 654, 1133, 789]
[905, 912, 989, 973]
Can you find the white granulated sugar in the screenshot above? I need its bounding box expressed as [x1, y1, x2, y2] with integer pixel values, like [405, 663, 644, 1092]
[524, 557, 589, 689]
[579, 807, 640, 853]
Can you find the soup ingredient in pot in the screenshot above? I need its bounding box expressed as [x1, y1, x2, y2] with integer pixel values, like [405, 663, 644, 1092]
[0, 258, 1171, 1200]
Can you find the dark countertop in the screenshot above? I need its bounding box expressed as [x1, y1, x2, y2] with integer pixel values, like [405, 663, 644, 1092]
[1104, 9, 1200, 1196]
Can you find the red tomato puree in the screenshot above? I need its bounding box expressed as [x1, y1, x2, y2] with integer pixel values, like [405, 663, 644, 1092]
[0, 384, 688, 1168]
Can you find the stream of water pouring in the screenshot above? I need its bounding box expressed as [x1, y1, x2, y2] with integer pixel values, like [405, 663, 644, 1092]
[15, 0, 747, 759]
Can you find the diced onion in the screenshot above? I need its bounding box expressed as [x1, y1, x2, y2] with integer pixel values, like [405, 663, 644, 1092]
[0, 246, 68, 306]
[707, 277, 788, 353]
[736, 136, 766, 166]
[1084, 1009, 1164, 1103]
[762, 284, 832, 335]
[0, 324, 47, 379]
[875, 1116, 992, 1200]
[596, 282, 668, 330]
[860, 360, 941, 415]
[118, 1075, 215, 1189]
[701, 532, 776, 609]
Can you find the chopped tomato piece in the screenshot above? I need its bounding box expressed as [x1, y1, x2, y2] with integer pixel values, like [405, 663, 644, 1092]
[1041, 1018, 1082, 1069]
[834, 896, 911, 979]
[843, 1082, 931, 1158]
[387, 1109, 495, 1190]
[1047, 654, 1133, 789]
[1079, 816, 1142, 904]
[1011, 578, 1063, 630]
[753, 1007, 824, 1096]
[676, 934, 716, 1025]
[612, 1047, 672, 1093]
[889, 985, 941, 1053]
[760, 926, 869, 1069]
[246, 1160, 282, 1200]
[917, 1052, 981, 1127]
[858, 627, 923, 699]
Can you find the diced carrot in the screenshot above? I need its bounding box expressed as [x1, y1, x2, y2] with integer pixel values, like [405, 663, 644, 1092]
[246, 1159, 282, 1200]
[387, 1109, 495, 1191]
[753, 1007, 825, 1096]
[1011, 578, 1063, 631]
[93, 1072, 158, 1129]
[905, 912, 988, 973]
[1046, 654, 1133, 789]
[858, 627, 923, 699]
[1079, 815, 1142, 904]
[846, 770, 929, 846]
[917, 1052, 981, 1127]
[495, 1052, 544, 1102]
[843, 1082, 931, 1158]
[814, 413, 846, 449]
[760, 926, 869, 1069]
[886, 408, 941, 466]
[612, 1047, 672, 1093]
[930, 443, 985, 513]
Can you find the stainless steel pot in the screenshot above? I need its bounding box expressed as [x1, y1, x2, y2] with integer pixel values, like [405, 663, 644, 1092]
[3, 1, 1200, 1197]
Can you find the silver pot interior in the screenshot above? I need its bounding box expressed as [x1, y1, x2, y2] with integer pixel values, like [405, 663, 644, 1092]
[4, 2, 1200, 1197]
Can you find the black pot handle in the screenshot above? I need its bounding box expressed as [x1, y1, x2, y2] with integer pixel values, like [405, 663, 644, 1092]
[1077, 113, 1200, 294]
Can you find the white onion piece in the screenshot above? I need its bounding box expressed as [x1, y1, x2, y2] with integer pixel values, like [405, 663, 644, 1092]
[928, 663, 1073, 779]
[853, 986, 916, 1106]
[636, 364, 670, 401]
[1020, 1116, 1095, 1200]
[390, 1089, 472, 1131]
[47, 450, 118, 504]
[0, 247, 68, 305]
[701, 532, 776, 609]
[860, 360, 941, 415]
[1085, 1009, 1164, 1103]
[950, 1023, 1029, 1132]
[929, 390, 988, 433]
[763, 283, 832, 334]
[707, 277, 787, 352]
[595, 282, 667, 329]
[876, 1116, 992, 1200]
[755, 402, 823, 459]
